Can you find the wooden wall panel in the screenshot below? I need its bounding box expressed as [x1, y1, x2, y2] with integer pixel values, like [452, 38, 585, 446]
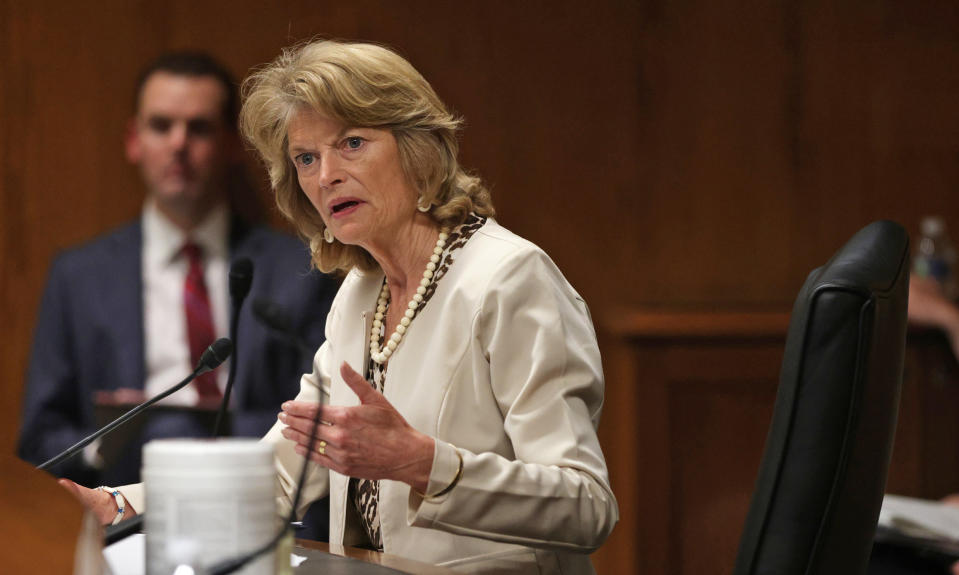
[630, 0, 799, 305]
[1, 0, 162, 458]
[794, 0, 959, 266]
[602, 315, 959, 575]
[597, 313, 787, 575]
[885, 331, 959, 500]
[0, 0, 13, 458]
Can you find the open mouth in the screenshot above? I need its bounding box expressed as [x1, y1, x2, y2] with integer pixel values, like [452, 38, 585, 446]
[331, 200, 360, 214]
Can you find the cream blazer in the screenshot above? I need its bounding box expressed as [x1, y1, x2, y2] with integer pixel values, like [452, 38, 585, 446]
[266, 219, 618, 574]
[122, 219, 618, 574]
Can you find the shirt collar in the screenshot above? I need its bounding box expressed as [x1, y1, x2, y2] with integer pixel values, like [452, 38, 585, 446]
[142, 198, 231, 265]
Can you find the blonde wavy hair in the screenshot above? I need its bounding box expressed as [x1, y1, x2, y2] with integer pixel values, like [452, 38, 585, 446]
[240, 39, 494, 273]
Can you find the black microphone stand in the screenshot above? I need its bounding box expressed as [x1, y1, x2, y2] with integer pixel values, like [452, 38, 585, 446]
[213, 258, 253, 438]
[252, 298, 315, 356]
[207, 381, 326, 575]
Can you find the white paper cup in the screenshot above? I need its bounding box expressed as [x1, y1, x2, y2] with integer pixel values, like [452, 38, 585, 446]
[143, 439, 277, 575]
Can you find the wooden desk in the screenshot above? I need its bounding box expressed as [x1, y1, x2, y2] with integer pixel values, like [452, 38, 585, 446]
[593, 310, 959, 575]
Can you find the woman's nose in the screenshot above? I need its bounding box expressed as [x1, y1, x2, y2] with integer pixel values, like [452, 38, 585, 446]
[318, 155, 345, 189]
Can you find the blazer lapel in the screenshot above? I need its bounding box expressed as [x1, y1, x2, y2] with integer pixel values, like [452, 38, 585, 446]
[331, 272, 382, 407]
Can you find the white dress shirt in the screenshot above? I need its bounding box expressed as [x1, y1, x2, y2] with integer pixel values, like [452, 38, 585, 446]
[141, 198, 230, 405]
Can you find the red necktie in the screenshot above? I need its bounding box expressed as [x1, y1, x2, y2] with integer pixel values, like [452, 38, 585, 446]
[182, 242, 223, 402]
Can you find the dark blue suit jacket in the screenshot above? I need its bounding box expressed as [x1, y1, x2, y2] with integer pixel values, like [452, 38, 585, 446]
[17, 218, 339, 487]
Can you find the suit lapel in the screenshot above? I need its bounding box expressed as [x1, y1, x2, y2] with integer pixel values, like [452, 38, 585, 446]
[107, 221, 146, 390]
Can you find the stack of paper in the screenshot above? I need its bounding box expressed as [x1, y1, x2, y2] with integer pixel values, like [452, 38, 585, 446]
[880, 494, 959, 541]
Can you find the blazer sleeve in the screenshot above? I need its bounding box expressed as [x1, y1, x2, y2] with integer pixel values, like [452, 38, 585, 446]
[17, 255, 98, 483]
[408, 248, 619, 553]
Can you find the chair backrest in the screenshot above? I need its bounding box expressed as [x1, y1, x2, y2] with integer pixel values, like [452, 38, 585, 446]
[732, 220, 910, 575]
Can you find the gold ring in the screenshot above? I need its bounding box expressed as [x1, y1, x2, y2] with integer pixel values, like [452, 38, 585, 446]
[318, 440, 327, 455]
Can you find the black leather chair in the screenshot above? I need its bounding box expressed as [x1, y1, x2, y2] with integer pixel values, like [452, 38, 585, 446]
[732, 220, 910, 575]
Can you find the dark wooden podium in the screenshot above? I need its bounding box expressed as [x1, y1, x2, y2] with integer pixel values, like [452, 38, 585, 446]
[0, 453, 86, 572]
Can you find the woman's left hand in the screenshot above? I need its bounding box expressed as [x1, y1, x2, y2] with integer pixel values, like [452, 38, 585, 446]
[279, 362, 435, 493]
[58, 479, 137, 525]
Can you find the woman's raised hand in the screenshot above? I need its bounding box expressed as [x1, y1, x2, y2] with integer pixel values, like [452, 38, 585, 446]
[279, 362, 435, 493]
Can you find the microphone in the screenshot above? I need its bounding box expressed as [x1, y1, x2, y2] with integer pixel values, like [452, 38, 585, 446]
[104, 514, 144, 545]
[213, 258, 254, 437]
[207, 369, 326, 575]
[252, 298, 315, 356]
[38, 338, 234, 472]
[230, 258, 254, 300]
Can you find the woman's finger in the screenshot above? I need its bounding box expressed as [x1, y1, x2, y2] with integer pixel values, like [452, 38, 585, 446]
[294, 443, 339, 468]
[340, 362, 382, 404]
[281, 423, 327, 446]
[279, 410, 340, 440]
[280, 400, 321, 420]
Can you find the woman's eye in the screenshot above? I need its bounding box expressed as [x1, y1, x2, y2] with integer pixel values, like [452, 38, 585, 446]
[345, 137, 364, 150]
[296, 153, 315, 167]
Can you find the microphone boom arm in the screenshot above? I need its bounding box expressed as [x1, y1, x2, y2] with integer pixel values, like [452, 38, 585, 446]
[37, 338, 233, 472]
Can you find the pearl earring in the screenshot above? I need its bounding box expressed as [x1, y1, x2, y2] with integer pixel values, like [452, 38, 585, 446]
[417, 195, 431, 213]
[323, 228, 334, 244]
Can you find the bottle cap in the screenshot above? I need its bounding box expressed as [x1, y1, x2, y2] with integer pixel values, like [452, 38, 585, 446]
[921, 216, 946, 236]
[167, 537, 203, 574]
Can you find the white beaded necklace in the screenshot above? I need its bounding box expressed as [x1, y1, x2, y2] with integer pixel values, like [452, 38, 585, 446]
[370, 228, 450, 364]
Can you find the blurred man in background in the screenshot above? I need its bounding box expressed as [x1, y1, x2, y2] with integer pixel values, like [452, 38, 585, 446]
[16, 54, 337, 536]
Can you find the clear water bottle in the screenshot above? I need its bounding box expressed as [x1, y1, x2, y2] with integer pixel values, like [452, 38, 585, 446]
[913, 216, 958, 300]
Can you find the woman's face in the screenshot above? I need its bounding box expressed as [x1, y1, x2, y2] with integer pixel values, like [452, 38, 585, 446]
[287, 107, 418, 251]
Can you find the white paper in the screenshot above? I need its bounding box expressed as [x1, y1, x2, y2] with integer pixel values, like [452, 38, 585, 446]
[880, 494, 959, 541]
[103, 534, 304, 573]
[103, 533, 146, 575]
